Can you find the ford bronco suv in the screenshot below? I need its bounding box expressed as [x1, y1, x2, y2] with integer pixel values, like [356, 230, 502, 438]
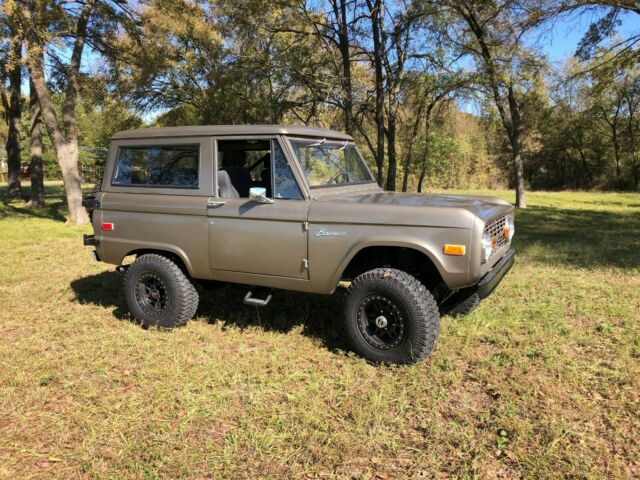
[83, 125, 515, 364]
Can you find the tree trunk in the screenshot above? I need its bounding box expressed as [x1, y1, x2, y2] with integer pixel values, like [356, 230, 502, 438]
[417, 165, 427, 193]
[401, 143, 414, 192]
[628, 119, 638, 190]
[612, 123, 621, 181]
[3, 39, 23, 199]
[58, 141, 87, 224]
[417, 121, 430, 193]
[28, 79, 45, 208]
[507, 86, 526, 208]
[600, 103, 623, 183]
[401, 111, 423, 192]
[368, 0, 385, 187]
[401, 156, 411, 192]
[386, 108, 397, 191]
[26, 42, 88, 225]
[336, 0, 354, 135]
[511, 132, 527, 208]
[576, 145, 593, 188]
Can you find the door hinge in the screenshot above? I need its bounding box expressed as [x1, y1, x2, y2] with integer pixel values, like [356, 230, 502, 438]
[303, 221, 309, 231]
[303, 258, 309, 269]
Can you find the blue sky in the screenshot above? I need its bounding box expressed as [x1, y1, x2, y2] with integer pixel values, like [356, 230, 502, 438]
[541, 11, 637, 63]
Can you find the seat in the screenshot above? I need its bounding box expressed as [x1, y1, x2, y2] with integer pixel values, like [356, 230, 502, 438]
[218, 170, 239, 198]
[223, 150, 252, 197]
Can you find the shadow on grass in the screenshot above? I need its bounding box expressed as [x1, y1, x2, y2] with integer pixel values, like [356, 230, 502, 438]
[70, 271, 347, 353]
[514, 205, 640, 269]
[0, 183, 69, 222]
[0, 199, 67, 222]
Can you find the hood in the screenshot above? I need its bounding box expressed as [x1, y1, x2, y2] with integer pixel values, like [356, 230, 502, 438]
[314, 188, 513, 223]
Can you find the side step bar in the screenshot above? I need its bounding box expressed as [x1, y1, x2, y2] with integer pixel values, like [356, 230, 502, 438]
[243, 290, 272, 307]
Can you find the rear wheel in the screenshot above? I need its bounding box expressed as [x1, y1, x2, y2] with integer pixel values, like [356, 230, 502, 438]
[124, 254, 199, 328]
[344, 268, 440, 364]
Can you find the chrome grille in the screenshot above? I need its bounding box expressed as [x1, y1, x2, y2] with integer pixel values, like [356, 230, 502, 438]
[485, 215, 508, 252]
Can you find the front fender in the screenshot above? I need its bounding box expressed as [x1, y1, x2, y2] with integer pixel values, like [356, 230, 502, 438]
[307, 224, 473, 294]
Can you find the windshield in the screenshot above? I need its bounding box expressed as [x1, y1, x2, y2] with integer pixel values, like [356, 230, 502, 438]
[291, 140, 374, 187]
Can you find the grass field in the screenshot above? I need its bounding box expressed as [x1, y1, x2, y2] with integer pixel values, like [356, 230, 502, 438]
[1, 183, 639, 479]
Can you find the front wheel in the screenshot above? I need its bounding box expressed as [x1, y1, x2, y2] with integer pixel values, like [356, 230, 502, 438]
[344, 268, 440, 364]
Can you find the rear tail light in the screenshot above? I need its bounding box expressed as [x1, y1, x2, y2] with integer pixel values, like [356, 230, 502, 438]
[102, 222, 114, 231]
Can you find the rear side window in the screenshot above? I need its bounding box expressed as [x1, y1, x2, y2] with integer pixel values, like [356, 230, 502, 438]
[112, 144, 199, 188]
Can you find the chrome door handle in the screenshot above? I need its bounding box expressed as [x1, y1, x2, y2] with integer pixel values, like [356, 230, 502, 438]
[207, 199, 227, 208]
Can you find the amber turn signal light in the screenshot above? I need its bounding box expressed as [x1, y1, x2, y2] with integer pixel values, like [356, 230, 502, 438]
[443, 244, 466, 256]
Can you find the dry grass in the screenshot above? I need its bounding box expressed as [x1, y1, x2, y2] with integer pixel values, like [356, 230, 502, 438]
[1, 183, 639, 479]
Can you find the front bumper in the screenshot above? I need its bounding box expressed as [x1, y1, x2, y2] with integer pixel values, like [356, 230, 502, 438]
[477, 247, 515, 299]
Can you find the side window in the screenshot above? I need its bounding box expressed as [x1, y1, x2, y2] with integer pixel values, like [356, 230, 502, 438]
[218, 140, 270, 198]
[272, 141, 303, 200]
[217, 139, 303, 200]
[112, 144, 199, 187]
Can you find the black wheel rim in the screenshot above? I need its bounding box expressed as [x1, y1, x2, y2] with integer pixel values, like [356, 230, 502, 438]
[356, 294, 405, 350]
[135, 272, 170, 316]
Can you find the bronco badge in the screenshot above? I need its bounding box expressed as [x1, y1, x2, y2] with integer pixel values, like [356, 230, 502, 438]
[315, 227, 347, 237]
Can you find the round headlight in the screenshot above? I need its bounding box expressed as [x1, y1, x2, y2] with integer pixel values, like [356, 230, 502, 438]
[481, 232, 493, 262]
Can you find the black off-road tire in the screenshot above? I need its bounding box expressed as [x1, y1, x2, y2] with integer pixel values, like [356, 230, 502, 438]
[124, 254, 199, 329]
[344, 268, 440, 364]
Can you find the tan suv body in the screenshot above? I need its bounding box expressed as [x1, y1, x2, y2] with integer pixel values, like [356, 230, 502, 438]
[84, 125, 515, 364]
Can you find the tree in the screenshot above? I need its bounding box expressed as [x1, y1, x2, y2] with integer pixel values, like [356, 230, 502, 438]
[114, 0, 330, 127]
[524, 51, 638, 191]
[400, 74, 453, 192]
[586, 55, 639, 187]
[550, 1, 640, 65]
[292, 0, 362, 134]
[622, 71, 639, 189]
[381, 4, 414, 191]
[12, 0, 137, 223]
[366, 0, 386, 186]
[18, 0, 99, 224]
[0, 13, 23, 199]
[28, 79, 44, 207]
[439, 0, 546, 208]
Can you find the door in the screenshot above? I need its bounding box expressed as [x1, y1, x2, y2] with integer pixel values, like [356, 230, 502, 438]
[207, 137, 309, 279]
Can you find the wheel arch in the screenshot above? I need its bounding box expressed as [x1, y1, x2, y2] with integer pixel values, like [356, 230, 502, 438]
[122, 247, 193, 276]
[334, 242, 447, 291]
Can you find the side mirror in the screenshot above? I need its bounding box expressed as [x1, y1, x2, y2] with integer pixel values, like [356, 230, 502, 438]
[249, 187, 274, 204]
